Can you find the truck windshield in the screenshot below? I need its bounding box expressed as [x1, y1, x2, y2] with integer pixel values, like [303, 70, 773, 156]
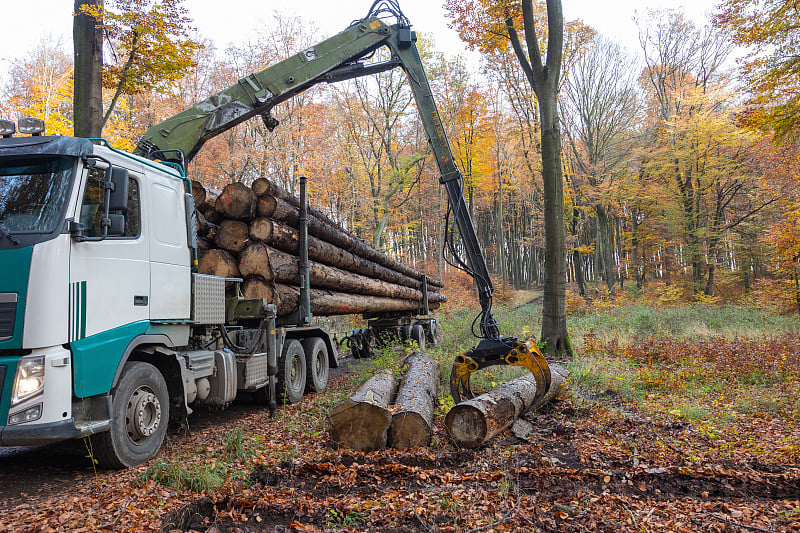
[0, 156, 74, 234]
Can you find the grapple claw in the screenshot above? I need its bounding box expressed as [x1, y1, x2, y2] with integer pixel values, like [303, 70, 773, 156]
[449, 338, 551, 405]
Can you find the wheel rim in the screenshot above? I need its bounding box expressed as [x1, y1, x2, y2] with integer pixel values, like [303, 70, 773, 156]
[289, 355, 303, 391]
[125, 385, 162, 444]
[314, 350, 327, 380]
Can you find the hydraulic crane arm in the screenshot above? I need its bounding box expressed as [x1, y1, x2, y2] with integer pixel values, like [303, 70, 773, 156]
[135, 5, 550, 403]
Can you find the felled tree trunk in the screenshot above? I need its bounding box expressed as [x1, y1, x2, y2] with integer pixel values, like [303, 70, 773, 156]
[192, 180, 209, 210]
[249, 218, 423, 290]
[216, 182, 256, 220]
[390, 353, 441, 449]
[199, 249, 240, 278]
[265, 245, 442, 301]
[328, 369, 397, 452]
[273, 284, 435, 316]
[445, 364, 567, 448]
[257, 190, 443, 289]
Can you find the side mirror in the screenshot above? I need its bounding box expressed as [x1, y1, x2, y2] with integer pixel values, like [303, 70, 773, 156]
[102, 213, 126, 237]
[107, 167, 129, 212]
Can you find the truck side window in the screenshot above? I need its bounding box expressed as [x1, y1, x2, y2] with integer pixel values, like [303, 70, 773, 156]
[79, 167, 140, 238]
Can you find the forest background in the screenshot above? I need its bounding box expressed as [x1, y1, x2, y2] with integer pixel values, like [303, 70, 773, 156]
[2, 0, 799, 313]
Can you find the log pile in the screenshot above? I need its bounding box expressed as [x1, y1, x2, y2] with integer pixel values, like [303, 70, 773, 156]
[192, 179, 445, 319]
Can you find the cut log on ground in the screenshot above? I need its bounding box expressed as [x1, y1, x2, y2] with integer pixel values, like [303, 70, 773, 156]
[199, 249, 240, 278]
[328, 369, 397, 452]
[444, 364, 567, 448]
[390, 353, 441, 449]
[256, 189, 443, 289]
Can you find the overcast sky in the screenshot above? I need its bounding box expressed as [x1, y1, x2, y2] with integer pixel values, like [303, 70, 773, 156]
[1, 0, 722, 79]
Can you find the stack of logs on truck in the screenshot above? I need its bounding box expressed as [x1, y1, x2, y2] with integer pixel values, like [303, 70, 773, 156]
[191, 176, 445, 355]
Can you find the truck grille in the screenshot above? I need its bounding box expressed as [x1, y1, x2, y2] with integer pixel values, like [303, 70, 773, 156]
[0, 299, 16, 340]
[0, 366, 6, 397]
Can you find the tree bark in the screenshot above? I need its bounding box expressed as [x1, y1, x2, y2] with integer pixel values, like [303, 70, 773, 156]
[215, 220, 249, 253]
[257, 190, 443, 289]
[328, 370, 397, 452]
[73, 0, 103, 138]
[249, 218, 425, 290]
[199, 249, 240, 278]
[215, 182, 256, 220]
[273, 284, 435, 316]
[506, 0, 570, 356]
[390, 353, 441, 449]
[239, 242, 275, 281]
[265, 245, 443, 302]
[444, 364, 567, 448]
[192, 180, 209, 210]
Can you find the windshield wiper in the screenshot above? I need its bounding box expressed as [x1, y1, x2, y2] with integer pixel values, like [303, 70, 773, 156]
[0, 223, 20, 245]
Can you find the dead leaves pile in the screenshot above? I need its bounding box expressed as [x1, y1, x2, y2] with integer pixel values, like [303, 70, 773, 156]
[1, 358, 798, 532]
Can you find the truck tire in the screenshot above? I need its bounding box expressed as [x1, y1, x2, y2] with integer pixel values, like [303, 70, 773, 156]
[302, 337, 329, 393]
[277, 339, 306, 404]
[411, 324, 426, 350]
[93, 361, 169, 469]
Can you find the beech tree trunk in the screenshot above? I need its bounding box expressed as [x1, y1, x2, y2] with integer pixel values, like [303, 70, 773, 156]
[390, 353, 441, 449]
[444, 364, 567, 448]
[73, 0, 103, 138]
[328, 370, 397, 451]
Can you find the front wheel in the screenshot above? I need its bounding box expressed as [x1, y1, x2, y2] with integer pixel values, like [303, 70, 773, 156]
[93, 361, 169, 469]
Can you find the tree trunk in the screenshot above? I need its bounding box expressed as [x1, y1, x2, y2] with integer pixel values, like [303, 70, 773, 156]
[328, 370, 397, 452]
[73, 0, 103, 138]
[215, 182, 256, 220]
[192, 180, 209, 210]
[199, 249, 240, 278]
[390, 353, 441, 449]
[215, 220, 249, 253]
[444, 364, 567, 448]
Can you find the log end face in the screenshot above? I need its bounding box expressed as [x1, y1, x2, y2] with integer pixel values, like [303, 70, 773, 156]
[444, 405, 487, 448]
[389, 412, 430, 449]
[328, 403, 392, 452]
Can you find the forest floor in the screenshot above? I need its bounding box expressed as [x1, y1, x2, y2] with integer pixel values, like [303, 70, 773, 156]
[0, 300, 798, 532]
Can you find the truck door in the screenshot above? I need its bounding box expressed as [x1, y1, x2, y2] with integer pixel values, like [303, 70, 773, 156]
[68, 165, 150, 342]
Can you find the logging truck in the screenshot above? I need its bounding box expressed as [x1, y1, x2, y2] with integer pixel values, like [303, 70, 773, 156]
[0, 2, 548, 468]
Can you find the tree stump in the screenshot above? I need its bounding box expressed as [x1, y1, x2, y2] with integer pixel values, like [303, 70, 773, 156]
[444, 364, 567, 448]
[390, 353, 441, 449]
[328, 370, 397, 452]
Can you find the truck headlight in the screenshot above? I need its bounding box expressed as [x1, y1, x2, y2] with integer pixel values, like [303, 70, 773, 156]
[11, 355, 45, 406]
